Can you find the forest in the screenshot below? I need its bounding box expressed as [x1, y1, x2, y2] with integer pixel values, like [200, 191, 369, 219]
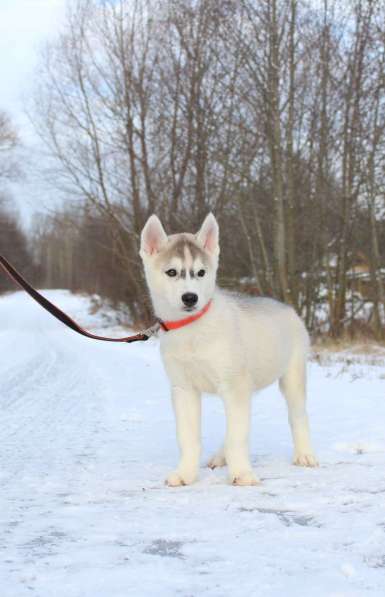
[1, 0, 384, 338]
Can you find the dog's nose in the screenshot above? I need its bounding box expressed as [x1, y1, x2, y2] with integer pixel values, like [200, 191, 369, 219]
[182, 292, 198, 307]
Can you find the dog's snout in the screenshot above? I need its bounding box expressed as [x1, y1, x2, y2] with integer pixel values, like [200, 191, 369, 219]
[182, 292, 198, 307]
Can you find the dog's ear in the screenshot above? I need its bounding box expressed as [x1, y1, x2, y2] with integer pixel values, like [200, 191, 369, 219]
[140, 215, 168, 256]
[196, 213, 219, 255]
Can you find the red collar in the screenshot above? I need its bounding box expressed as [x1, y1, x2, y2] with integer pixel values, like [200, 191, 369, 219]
[159, 300, 212, 332]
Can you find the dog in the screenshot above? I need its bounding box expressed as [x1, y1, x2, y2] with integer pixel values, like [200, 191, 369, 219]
[140, 213, 318, 486]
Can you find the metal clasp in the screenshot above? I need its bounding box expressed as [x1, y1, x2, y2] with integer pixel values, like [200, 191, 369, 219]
[141, 321, 161, 339]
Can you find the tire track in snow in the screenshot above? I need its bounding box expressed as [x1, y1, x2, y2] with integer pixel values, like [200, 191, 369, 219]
[0, 301, 111, 489]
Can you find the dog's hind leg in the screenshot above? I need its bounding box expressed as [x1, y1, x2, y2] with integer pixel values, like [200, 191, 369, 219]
[279, 352, 318, 467]
[207, 446, 226, 469]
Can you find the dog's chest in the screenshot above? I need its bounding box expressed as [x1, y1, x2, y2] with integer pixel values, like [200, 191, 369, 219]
[160, 332, 227, 393]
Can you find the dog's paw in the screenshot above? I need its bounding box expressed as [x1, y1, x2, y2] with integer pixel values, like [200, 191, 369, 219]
[207, 452, 226, 469]
[293, 453, 319, 467]
[165, 470, 197, 487]
[230, 471, 260, 486]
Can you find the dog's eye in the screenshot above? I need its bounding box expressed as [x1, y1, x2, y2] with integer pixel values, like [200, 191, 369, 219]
[197, 269, 205, 277]
[166, 269, 177, 277]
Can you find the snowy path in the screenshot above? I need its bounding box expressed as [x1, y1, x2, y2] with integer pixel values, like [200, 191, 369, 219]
[0, 291, 385, 597]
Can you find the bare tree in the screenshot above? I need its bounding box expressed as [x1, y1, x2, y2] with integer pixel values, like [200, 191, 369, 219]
[31, 0, 385, 335]
[0, 111, 20, 182]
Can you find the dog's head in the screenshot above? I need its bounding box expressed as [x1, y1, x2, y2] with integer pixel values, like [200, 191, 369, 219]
[140, 214, 219, 320]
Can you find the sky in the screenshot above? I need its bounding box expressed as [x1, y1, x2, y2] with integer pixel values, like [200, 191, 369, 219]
[0, 0, 67, 227]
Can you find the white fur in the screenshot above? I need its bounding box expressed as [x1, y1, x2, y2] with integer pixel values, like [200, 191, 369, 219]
[140, 214, 318, 486]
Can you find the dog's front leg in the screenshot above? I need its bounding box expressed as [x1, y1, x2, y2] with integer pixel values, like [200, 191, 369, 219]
[223, 392, 260, 486]
[166, 386, 201, 487]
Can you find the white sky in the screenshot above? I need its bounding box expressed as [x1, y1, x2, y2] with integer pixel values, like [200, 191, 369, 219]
[0, 0, 67, 227]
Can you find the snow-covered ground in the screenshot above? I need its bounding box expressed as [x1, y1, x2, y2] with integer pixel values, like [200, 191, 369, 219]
[1, 290, 385, 597]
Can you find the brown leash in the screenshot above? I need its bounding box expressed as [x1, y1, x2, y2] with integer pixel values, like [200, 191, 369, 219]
[0, 254, 160, 343]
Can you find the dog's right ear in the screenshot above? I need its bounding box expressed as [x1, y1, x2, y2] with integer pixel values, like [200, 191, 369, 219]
[140, 215, 168, 257]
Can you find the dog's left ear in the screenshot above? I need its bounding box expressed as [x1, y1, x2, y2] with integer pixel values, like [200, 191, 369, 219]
[140, 215, 168, 257]
[196, 213, 219, 255]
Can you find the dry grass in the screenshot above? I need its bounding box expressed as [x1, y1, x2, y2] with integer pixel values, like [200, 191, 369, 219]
[311, 336, 385, 377]
[312, 335, 385, 355]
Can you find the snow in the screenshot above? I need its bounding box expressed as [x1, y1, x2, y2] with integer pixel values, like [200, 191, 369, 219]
[1, 290, 385, 597]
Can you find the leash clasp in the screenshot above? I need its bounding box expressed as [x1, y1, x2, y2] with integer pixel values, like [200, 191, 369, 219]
[141, 321, 162, 339]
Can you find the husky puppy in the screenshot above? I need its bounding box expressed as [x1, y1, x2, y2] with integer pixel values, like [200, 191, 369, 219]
[140, 213, 318, 486]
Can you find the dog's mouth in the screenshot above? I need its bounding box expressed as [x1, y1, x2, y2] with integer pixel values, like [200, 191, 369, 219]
[182, 305, 197, 312]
